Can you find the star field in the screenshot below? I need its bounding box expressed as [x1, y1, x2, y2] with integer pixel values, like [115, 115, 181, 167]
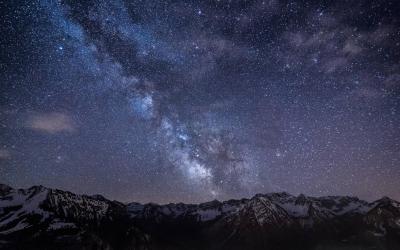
[1, 0, 399, 203]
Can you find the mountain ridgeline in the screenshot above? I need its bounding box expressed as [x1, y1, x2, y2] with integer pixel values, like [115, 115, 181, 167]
[0, 184, 399, 250]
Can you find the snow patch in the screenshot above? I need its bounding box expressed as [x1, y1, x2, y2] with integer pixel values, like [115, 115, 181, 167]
[197, 209, 220, 221]
[0, 220, 31, 235]
[48, 221, 76, 230]
[0, 188, 50, 229]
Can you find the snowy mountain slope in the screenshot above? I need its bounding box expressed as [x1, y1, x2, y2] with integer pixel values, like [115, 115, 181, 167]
[0, 185, 51, 235]
[0, 184, 115, 234]
[127, 192, 372, 227]
[1, 183, 399, 250]
[0, 184, 149, 250]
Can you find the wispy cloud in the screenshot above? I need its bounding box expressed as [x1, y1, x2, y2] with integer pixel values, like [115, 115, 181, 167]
[26, 112, 76, 134]
[0, 149, 11, 160]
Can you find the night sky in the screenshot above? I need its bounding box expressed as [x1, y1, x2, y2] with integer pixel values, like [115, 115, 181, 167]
[1, 0, 400, 203]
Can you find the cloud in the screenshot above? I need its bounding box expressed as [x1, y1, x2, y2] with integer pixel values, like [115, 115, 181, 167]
[342, 40, 362, 55]
[129, 94, 155, 120]
[355, 87, 385, 99]
[323, 57, 348, 73]
[26, 112, 76, 134]
[0, 150, 11, 160]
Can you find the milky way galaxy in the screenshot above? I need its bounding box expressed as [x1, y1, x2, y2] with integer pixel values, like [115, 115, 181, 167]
[1, 0, 400, 203]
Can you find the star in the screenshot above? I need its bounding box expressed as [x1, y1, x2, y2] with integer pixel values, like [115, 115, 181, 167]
[0, 0, 399, 203]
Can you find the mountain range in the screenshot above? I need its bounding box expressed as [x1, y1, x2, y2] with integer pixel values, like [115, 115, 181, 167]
[0, 183, 399, 250]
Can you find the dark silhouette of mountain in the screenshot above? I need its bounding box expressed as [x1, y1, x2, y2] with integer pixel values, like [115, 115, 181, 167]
[0, 184, 399, 250]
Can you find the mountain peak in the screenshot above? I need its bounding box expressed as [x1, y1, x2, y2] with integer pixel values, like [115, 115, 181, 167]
[0, 183, 12, 190]
[1, 184, 400, 249]
[0, 183, 12, 196]
[373, 196, 399, 208]
[378, 196, 393, 202]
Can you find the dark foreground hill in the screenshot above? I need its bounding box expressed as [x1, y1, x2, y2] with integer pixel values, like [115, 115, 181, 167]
[0, 183, 399, 250]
